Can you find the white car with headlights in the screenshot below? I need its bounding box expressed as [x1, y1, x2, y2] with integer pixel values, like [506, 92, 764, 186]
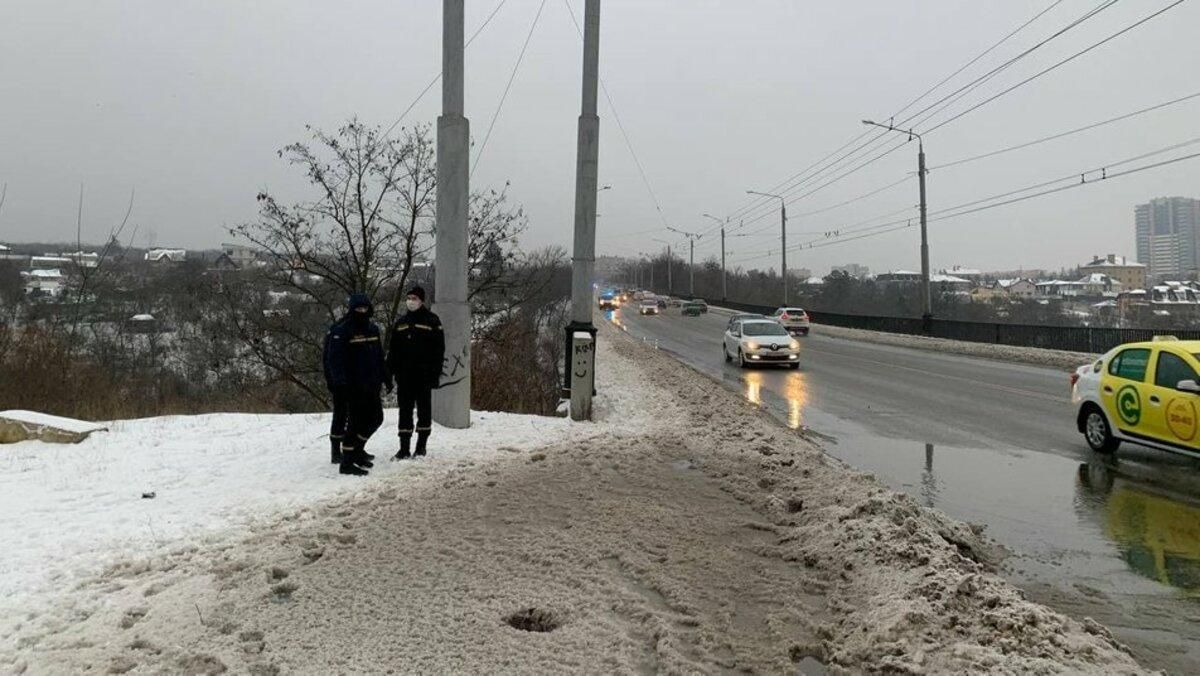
[638, 300, 660, 315]
[723, 319, 801, 368]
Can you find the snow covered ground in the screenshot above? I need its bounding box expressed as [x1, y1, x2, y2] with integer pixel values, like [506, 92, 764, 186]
[1, 330, 1148, 674]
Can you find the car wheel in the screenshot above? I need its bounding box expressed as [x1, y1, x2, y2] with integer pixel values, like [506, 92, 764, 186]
[723, 345, 732, 363]
[1082, 405, 1119, 454]
[738, 349, 747, 368]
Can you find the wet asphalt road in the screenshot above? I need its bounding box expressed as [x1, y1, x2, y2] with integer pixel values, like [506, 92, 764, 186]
[610, 304, 1200, 674]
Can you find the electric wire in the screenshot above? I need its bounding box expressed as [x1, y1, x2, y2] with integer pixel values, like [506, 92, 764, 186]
[381, 0, 510, 141]
[924, 0, 1188, 135]
[472, 0, 549, 175]
[720, 0, 1113, 230]
[563, 0, 673, 231]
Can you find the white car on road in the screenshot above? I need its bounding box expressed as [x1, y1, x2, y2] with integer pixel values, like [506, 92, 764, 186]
[638, 300, 660, 315]
[724, 319, 800, 368]
[770, 307, 811, 336]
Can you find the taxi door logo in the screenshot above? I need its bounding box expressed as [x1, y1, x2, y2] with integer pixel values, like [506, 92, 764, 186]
[1116, 385, 1141, 426]
[1167, 398, 1197, 441]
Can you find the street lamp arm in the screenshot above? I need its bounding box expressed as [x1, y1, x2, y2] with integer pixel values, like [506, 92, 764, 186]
[862, 119, 922, 143]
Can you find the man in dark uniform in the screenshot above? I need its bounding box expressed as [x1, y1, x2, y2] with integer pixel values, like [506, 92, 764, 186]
[323, 292, 392, 475]
[387, 286, 444, 460]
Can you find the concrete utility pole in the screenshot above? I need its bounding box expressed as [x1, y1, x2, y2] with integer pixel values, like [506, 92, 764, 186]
[669, 226, 701, 297]
[654, 238, 672, 294]
[746, 190, 788, 306]
[567, 0, 601, 421]
[703, 213, 728, 301]
[433, 0, 470, 428]
[863, 120, 932, 330]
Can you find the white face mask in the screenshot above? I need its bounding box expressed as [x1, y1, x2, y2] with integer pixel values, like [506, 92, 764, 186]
[405, 299, 421, 312]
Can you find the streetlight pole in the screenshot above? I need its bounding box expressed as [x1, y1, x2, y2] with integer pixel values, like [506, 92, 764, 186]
[746, 190, 788, 306]
[703, 213, 728, 301]
[653, 238, 672, 295]
[863, 120, 931, 331]
[668, 226, 702, 298]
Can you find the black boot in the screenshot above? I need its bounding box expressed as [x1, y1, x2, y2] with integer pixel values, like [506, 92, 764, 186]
[339, 461, 368, 476]
[340, 443, 369, 474]
[393, 435, 412, 461]
[351, 444, 374, 469]
[330, 438, 342, 464]
[415, 431, 430, 457]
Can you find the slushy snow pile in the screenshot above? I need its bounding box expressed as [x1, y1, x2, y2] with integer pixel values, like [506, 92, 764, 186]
[0, 330, 1148, 674]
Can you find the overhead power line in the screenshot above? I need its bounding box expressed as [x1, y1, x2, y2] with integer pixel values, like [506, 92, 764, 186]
[473, 0, 549, 175]
[930, 90, 1200, 171]
[720, 0, 1106, 230]
[563, 0, 672, 231]
[381, 0, 510, 141]
[924, 0, 1188, 135]
[726, 137, 1200, 266]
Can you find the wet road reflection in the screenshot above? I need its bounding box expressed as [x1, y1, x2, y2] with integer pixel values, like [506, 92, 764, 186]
[1077, 459, 1200, 595]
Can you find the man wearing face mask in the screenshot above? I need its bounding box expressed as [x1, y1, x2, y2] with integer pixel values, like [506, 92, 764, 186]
[322, 292, 393, 475]
[386, 286, 444, 460]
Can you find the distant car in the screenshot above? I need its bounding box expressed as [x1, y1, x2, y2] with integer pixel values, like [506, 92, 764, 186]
[598, 294, 618, 310]
[724, 319, 800, 368]
[638, 300, 659, 316]
[1072, 336, 1200, 459]
[771, 307, 811, 336]
[656, 297, 667, 309]
[667, 298, 683, 308]
[692, 300, 708, 314]
[727, 313, 765, 333]
[681, 301, 706, 316]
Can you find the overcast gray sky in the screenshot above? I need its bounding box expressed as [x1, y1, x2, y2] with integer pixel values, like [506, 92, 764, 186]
[1, 0, 1198, 275]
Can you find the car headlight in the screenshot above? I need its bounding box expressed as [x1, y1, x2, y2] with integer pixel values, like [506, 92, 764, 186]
[745, 341, 759, 350]
[790, 340, 800, 349]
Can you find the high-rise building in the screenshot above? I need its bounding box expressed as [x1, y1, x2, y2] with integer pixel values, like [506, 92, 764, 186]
[1136, 197, 1200, 280]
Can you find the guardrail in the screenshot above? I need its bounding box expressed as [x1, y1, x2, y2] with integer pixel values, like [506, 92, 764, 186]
[687, 297, 1200, 354]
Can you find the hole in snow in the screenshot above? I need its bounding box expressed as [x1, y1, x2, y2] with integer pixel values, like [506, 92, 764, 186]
[504, 607, 561, 633]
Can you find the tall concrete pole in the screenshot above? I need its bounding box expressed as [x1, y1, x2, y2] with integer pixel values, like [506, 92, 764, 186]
[689, 238, 695, 297]
[780, 202, 788, 306]
[432, 0, 470, 428]
[918, 140, 932, 330]
[567, 0, 600, 420]
[720, 226, 727, 301]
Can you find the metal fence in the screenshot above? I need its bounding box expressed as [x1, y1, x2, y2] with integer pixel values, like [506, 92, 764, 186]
[690, 297, 1200, 354]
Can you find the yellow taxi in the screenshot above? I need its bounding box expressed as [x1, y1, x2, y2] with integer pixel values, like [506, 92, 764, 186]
[1072, 337, 1200, 458]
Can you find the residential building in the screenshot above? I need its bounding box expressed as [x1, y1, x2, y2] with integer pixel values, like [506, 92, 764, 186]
[878, 270, 971, 292]
[30, 255, 70, 269]
[1135, 197, 1200, 280]
[221, 242, 260, 268]
[1080, 254, 1146, 291]
[832, 263, 869, 278]
[21, 268, 65, 298]
[145, 248, 187, 263]
[58, 251, 100, 268]
[1076, 273, 1122, 297]
[995, 278, 1037, 298]
[938, 266, 983, 283]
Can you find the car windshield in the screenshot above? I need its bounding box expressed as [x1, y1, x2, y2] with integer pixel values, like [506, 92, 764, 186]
[780, 308, 805, 314]
[742, 322, 788, 336]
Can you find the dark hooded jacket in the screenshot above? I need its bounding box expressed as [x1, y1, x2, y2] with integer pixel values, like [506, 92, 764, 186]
[323, 293, 388, 392]
[386, 304, 445, 388]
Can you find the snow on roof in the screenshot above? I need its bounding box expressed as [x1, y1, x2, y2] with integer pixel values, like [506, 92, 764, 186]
[1078, 273, 1116, 284]
[24, 268, 63, 278]
[145, 249, 187, 262]
[1083, 255, 1144, 268]
[804, 276, 824, 285]
[31, 255, 69, 263]
[930, 273, 970, 283]
[0, 244, 9, 251]
[130, 314, 155, 321]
